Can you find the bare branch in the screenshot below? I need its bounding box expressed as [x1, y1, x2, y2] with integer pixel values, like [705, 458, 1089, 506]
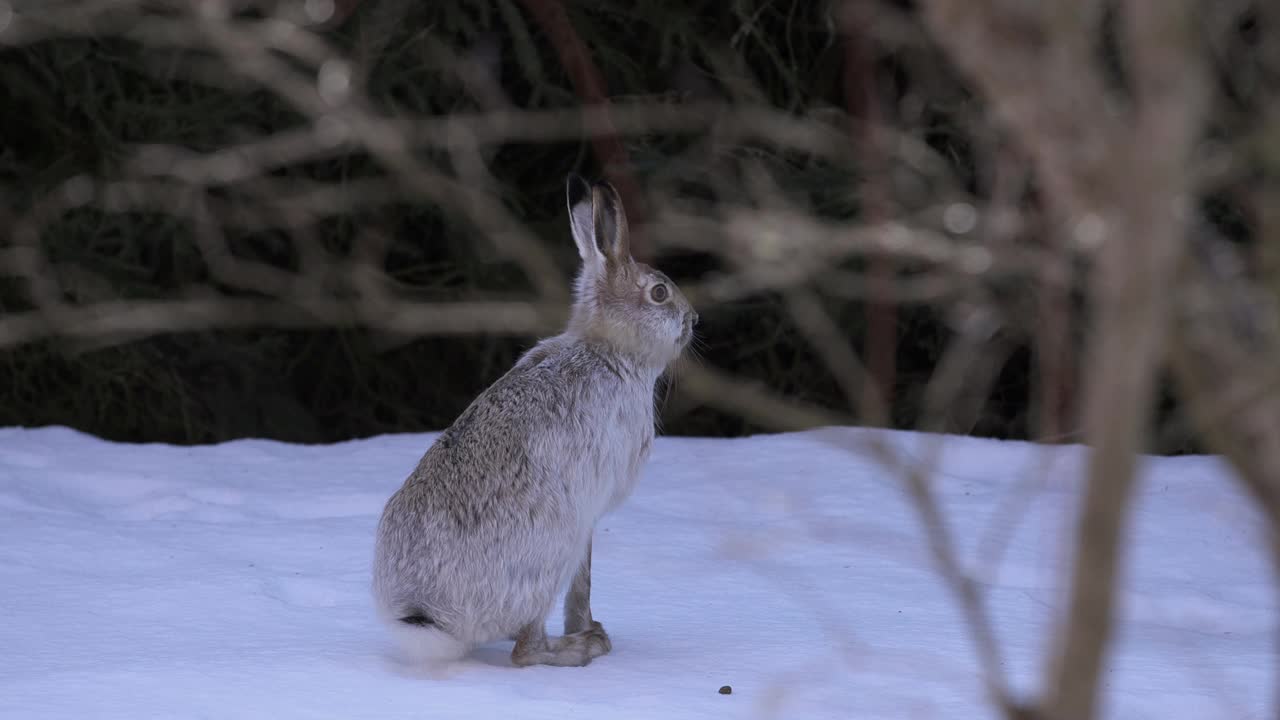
[919, 1, 1208, 718]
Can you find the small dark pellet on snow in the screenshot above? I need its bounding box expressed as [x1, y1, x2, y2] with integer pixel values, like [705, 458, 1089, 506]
[718, 685, 732, 695]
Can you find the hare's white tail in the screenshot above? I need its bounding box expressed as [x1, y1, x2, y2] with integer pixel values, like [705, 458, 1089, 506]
[384, 616, 470, 667]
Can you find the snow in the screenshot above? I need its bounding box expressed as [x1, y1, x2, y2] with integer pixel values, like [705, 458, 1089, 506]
[0, 424, 1273, 719]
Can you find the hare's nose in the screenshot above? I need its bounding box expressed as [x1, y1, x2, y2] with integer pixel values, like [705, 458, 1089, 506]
[689, 311, 700, 327]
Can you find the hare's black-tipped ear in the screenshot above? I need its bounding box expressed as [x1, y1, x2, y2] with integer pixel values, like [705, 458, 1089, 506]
[590, 182, 630, 267]
[566, 173, 630, 269]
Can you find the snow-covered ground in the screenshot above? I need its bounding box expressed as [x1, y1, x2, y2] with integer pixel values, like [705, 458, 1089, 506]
[0, 424, 1272, 719]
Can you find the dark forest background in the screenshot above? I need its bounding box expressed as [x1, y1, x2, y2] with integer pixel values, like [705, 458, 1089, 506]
[0, 0, 1265, 452]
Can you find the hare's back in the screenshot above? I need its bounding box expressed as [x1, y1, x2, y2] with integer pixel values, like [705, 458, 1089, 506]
[408, 368, 568, 499]
[400, 338, 641, 522]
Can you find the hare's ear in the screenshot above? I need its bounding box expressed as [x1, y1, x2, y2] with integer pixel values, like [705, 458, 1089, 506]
[591, 182, 630, 267]
[565, 173, 630, 269]
[567, 173, 603, 268]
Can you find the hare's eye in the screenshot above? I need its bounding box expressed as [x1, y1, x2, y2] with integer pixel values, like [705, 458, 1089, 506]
[649, 283, 670, 303]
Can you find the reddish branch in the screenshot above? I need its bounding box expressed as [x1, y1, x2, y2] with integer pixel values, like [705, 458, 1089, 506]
[319, 0, 647, 257]
[1036, 207, 1077, 442]
[842, 0, 897, 419]
[517, 0, 649, 260]
[325, 0, 366, 27]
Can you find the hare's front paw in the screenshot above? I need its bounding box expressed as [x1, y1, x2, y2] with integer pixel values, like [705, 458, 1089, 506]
[582, 620, 612, 658]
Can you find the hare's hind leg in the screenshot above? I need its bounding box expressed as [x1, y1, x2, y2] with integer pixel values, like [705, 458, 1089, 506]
[511, 619, 611, 667]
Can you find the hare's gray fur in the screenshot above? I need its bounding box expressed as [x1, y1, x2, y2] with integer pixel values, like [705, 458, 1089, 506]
[372, 174, 696, 668]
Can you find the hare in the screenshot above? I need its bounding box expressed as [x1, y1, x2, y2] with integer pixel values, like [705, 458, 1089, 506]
[372, 174, 697, 668]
